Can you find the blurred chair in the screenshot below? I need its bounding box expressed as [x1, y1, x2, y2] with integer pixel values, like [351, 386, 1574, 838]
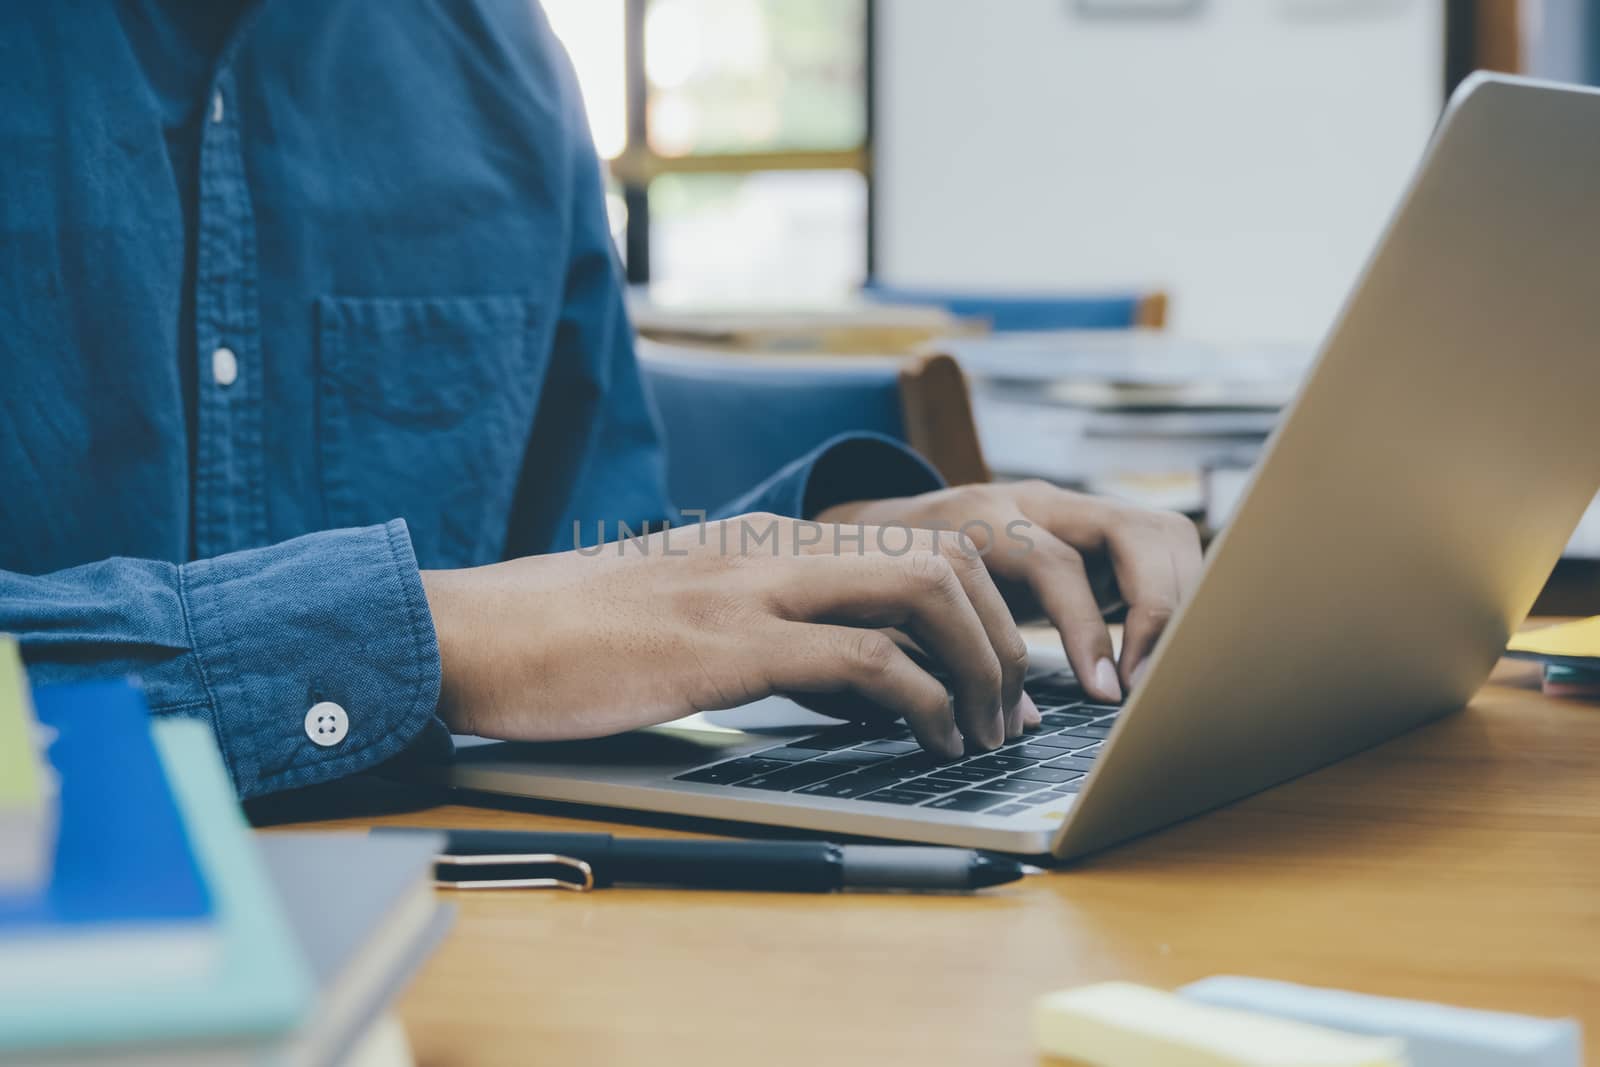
[862, 281, 1168, 332]
[638, 341, 989, 510]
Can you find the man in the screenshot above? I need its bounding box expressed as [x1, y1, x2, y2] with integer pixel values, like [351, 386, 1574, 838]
[0, 1, 1200, 799]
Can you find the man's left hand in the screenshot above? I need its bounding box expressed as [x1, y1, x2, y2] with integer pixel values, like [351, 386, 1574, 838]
[816, 481, 1203, 705]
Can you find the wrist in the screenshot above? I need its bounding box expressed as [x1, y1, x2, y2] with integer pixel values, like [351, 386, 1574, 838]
[419, 569, 473, 734]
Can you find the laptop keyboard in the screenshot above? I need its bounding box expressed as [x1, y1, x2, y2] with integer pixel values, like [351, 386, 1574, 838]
[673, 671, 1114, 818]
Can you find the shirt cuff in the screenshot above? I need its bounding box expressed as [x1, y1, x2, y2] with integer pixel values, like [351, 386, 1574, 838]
[149, 519, 451, 799]
[713, 431, 946, 521]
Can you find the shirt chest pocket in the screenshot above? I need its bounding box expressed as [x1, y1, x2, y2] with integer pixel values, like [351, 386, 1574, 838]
[316, 295, 549, 567]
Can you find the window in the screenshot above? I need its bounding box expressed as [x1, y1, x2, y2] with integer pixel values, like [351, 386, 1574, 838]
[542, 0, 870, 302]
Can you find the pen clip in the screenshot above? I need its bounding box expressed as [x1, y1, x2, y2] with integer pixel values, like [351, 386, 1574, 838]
[433, 852, 595, 892]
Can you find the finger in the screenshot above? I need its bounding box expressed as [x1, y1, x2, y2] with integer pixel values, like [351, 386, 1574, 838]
[788, 629, 920, 723]
[1108, 513, 1200, 688]
[920, 531, 1029, 740]
[812, 523, 1028, 739]
[766, 623, 962, 758]
[764, 551, 1006, 751]
[1175, 518, 1205, 600]
[1019, 690, 1042, 730]
[1014, 529, 1123, 704]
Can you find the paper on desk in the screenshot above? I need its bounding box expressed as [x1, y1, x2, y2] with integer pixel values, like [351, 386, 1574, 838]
[1181, 977, 1582, 1067]
[1033, 982, 1405, 1067]
[1505, 616, 1600, 666]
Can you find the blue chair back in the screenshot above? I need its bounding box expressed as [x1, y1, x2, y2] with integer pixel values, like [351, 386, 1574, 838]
[639, 345, 909, 511]
[863, 281, 1160, 332]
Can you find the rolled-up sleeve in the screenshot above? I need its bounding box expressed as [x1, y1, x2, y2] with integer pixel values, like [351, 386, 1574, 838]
[713, 431, 946, 521]
[5, 519, 449, 798]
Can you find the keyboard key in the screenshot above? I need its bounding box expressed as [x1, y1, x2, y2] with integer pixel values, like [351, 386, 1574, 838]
[1043, 755, 1097, 773]
[921, 766, 998, 783]
[1039, 711, 1094, 729]
[988, 803, 1032, 816]
[877, 752, 948, 778]
[1050, 780, 1084, 794]
[903, 776, 975, 795]
[796, 726, 876, 751]
[1009, 766, 1082, 784]
[924, 790, 1013, 813]
[856, 740, 922, 756]
[1079, 703, 1121, 717]
[981, 778, 1040, 796]
[737, 763, 853, 791]
[1025, 675, 1082, 703]
[1060, 725, 1111, 740]
[754, 746, 827, 763]
[675, 758, 788, 784]
[815, 749, 895, 767]
[888, 777, 949, 796]
[860, 788, 936, 805]
[1025, 733, 1084, 751]
[794, 773, 898, 798]
[964, 754, 1036, 773]
[1005, 744, 1072, 761]
[1074, 742, 1104, 757]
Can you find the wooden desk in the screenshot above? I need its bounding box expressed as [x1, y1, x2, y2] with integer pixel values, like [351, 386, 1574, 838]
[293, 658, 1600, 1066]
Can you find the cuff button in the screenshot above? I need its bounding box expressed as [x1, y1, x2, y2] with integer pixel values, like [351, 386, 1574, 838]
[304, 701, 350, 747]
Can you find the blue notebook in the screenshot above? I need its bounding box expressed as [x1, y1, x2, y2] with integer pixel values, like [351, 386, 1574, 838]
[0, 681, 213, 990]
[0, 716, 313, 1055]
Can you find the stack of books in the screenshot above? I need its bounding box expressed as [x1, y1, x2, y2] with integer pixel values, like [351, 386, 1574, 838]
[1506, 617, 1600, 698]
[0, 637, 451, 1066]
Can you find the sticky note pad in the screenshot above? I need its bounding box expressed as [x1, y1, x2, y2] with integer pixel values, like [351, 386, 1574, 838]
[1182, 977, 1582, 1067]
[1033, 982, 1405, 1067]
[1506, 616, 1600, 665]
[0, 637, 56, 890]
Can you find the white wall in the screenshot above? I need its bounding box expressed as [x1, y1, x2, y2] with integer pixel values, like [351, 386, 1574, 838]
[874, 0, 1444, 343]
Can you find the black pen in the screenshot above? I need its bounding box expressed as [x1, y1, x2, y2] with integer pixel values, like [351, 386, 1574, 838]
[374, 828, 1038, 892]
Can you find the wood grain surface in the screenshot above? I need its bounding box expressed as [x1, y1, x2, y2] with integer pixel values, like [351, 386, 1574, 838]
[286, 657, 1600, 1066]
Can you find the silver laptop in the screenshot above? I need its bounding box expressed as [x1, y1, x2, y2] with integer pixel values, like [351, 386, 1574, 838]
[443, 74, 1600, 860]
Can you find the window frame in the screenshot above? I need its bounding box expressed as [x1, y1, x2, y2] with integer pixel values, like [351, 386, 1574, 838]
[609, 0, 876, 285]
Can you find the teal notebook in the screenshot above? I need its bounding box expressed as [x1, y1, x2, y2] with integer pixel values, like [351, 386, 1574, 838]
[0, 719, 312, 1055]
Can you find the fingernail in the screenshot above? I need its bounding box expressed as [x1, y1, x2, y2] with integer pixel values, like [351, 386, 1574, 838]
[1020, 691, 1041, 727]
[1094, 658, 1123, 703]
[1131, 660, 1150, 689]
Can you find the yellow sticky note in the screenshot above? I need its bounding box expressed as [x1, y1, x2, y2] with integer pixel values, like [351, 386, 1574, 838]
[1506, 616, 1600, 661]
[1033, 982, 1407, 1067]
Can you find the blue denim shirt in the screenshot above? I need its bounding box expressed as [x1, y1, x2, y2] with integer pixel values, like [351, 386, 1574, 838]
[0, 1, 939, 798]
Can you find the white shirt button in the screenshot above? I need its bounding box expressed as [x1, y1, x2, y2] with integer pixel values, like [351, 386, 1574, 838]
[304, 702, 349, 747]
[212, 346, 238, 387]
[211, 90, 225, 124]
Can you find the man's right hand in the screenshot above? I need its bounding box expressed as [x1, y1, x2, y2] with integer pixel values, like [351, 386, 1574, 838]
[419, 514, 1036, 759]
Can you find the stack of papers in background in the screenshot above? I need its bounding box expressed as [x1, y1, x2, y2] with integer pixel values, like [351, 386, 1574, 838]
[0, 640, 56, 891]
[0, 669, 451, 1066]
[948, 330, 1600, 557]
[943, 332, 1311, 518]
